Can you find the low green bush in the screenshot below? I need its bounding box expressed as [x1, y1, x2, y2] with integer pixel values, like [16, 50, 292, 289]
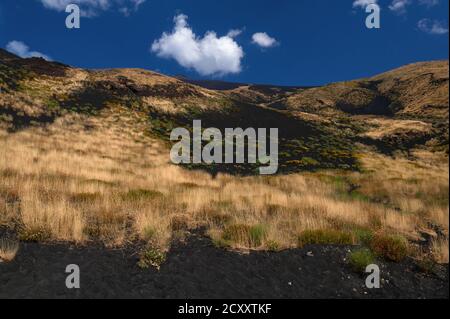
[298, 229, 354, 247]
[349, 248, 376, 273]
[137, 247, 166, 270]
[354, 229, 374, 246]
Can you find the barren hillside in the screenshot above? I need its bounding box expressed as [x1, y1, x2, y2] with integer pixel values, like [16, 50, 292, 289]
[280, 61, 449, 119]
[0, 49, 448, 269]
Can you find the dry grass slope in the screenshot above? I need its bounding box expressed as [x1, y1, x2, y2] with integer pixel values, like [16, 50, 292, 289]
[0, 50, 448, 265]
[284, 60, 449, 119]
[0, 106, 447, 262]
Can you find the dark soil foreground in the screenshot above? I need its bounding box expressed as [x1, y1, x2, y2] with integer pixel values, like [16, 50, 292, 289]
[0, 233, 448, 299]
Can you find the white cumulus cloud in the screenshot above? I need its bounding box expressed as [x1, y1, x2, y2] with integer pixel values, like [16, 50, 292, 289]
[38, 0, 145, 17]
[353, 0, 378, 9]
[6, 41, 51, 60]
[418, 19, 449, 34]
[227, 29, 243, 38]
[251, 32, 278, 48]
[151, 14, 244, 77]
[389, 0, 411, 14]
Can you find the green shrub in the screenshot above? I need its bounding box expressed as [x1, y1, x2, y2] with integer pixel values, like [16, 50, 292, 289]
[212, 237, 231, 249]
[298, 229, 354, 247]
[354, 229, 374, 246]
[249, 225, 267, 247]
[137, 247, 166, 269]
[370, 234, 408, 262]
[349, 248, 376, 272]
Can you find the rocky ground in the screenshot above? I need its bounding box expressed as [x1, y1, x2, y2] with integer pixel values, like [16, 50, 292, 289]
[0, 232, 447, 299]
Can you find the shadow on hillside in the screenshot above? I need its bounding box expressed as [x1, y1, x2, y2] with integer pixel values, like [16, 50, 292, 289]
[148, 102, 359, 176]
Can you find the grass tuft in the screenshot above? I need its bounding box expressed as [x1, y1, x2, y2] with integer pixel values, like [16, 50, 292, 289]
[370, 234, 408, 262]
[222, 224, 267, 248]
[298, 229, 354, 247]
[354, 229, 374, 246]
[0, 238, 19, 262]
[18, 226, 52, 242]
[266, 240, 281, 252]
[349, 248, 376, 272]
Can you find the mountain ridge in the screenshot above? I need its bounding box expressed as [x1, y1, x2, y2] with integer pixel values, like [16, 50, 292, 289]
[1, 48, 448, 161]
[1, 48, 448, 119]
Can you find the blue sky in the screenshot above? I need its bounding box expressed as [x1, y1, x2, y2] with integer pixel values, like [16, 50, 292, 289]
[0, 0, 448, 86]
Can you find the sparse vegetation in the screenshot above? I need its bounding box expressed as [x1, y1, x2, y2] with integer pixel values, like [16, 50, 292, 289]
[370, 234, 409, 262]
[137, 246, 167, 270]
[431, 238, 449, 264]
[266, 240, 281, 252]
[0, 116, 447, 259]
[349, 248, 376, 273]
[18, 226, 52, 242]
[354, 229, 374, 246]
[298, 229, 354, 247]
[222, 224, 267, 248]
[0, 51, 448, 266]
[0, 238, 19, 262]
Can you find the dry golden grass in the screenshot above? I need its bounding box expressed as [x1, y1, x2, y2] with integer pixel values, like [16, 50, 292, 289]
[0, 238, 19, 262]
[431, 238, 449, 264]
[362, 118, 432, 140]
[284, 61, 449, 119]
[0, 107, 448, 262]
